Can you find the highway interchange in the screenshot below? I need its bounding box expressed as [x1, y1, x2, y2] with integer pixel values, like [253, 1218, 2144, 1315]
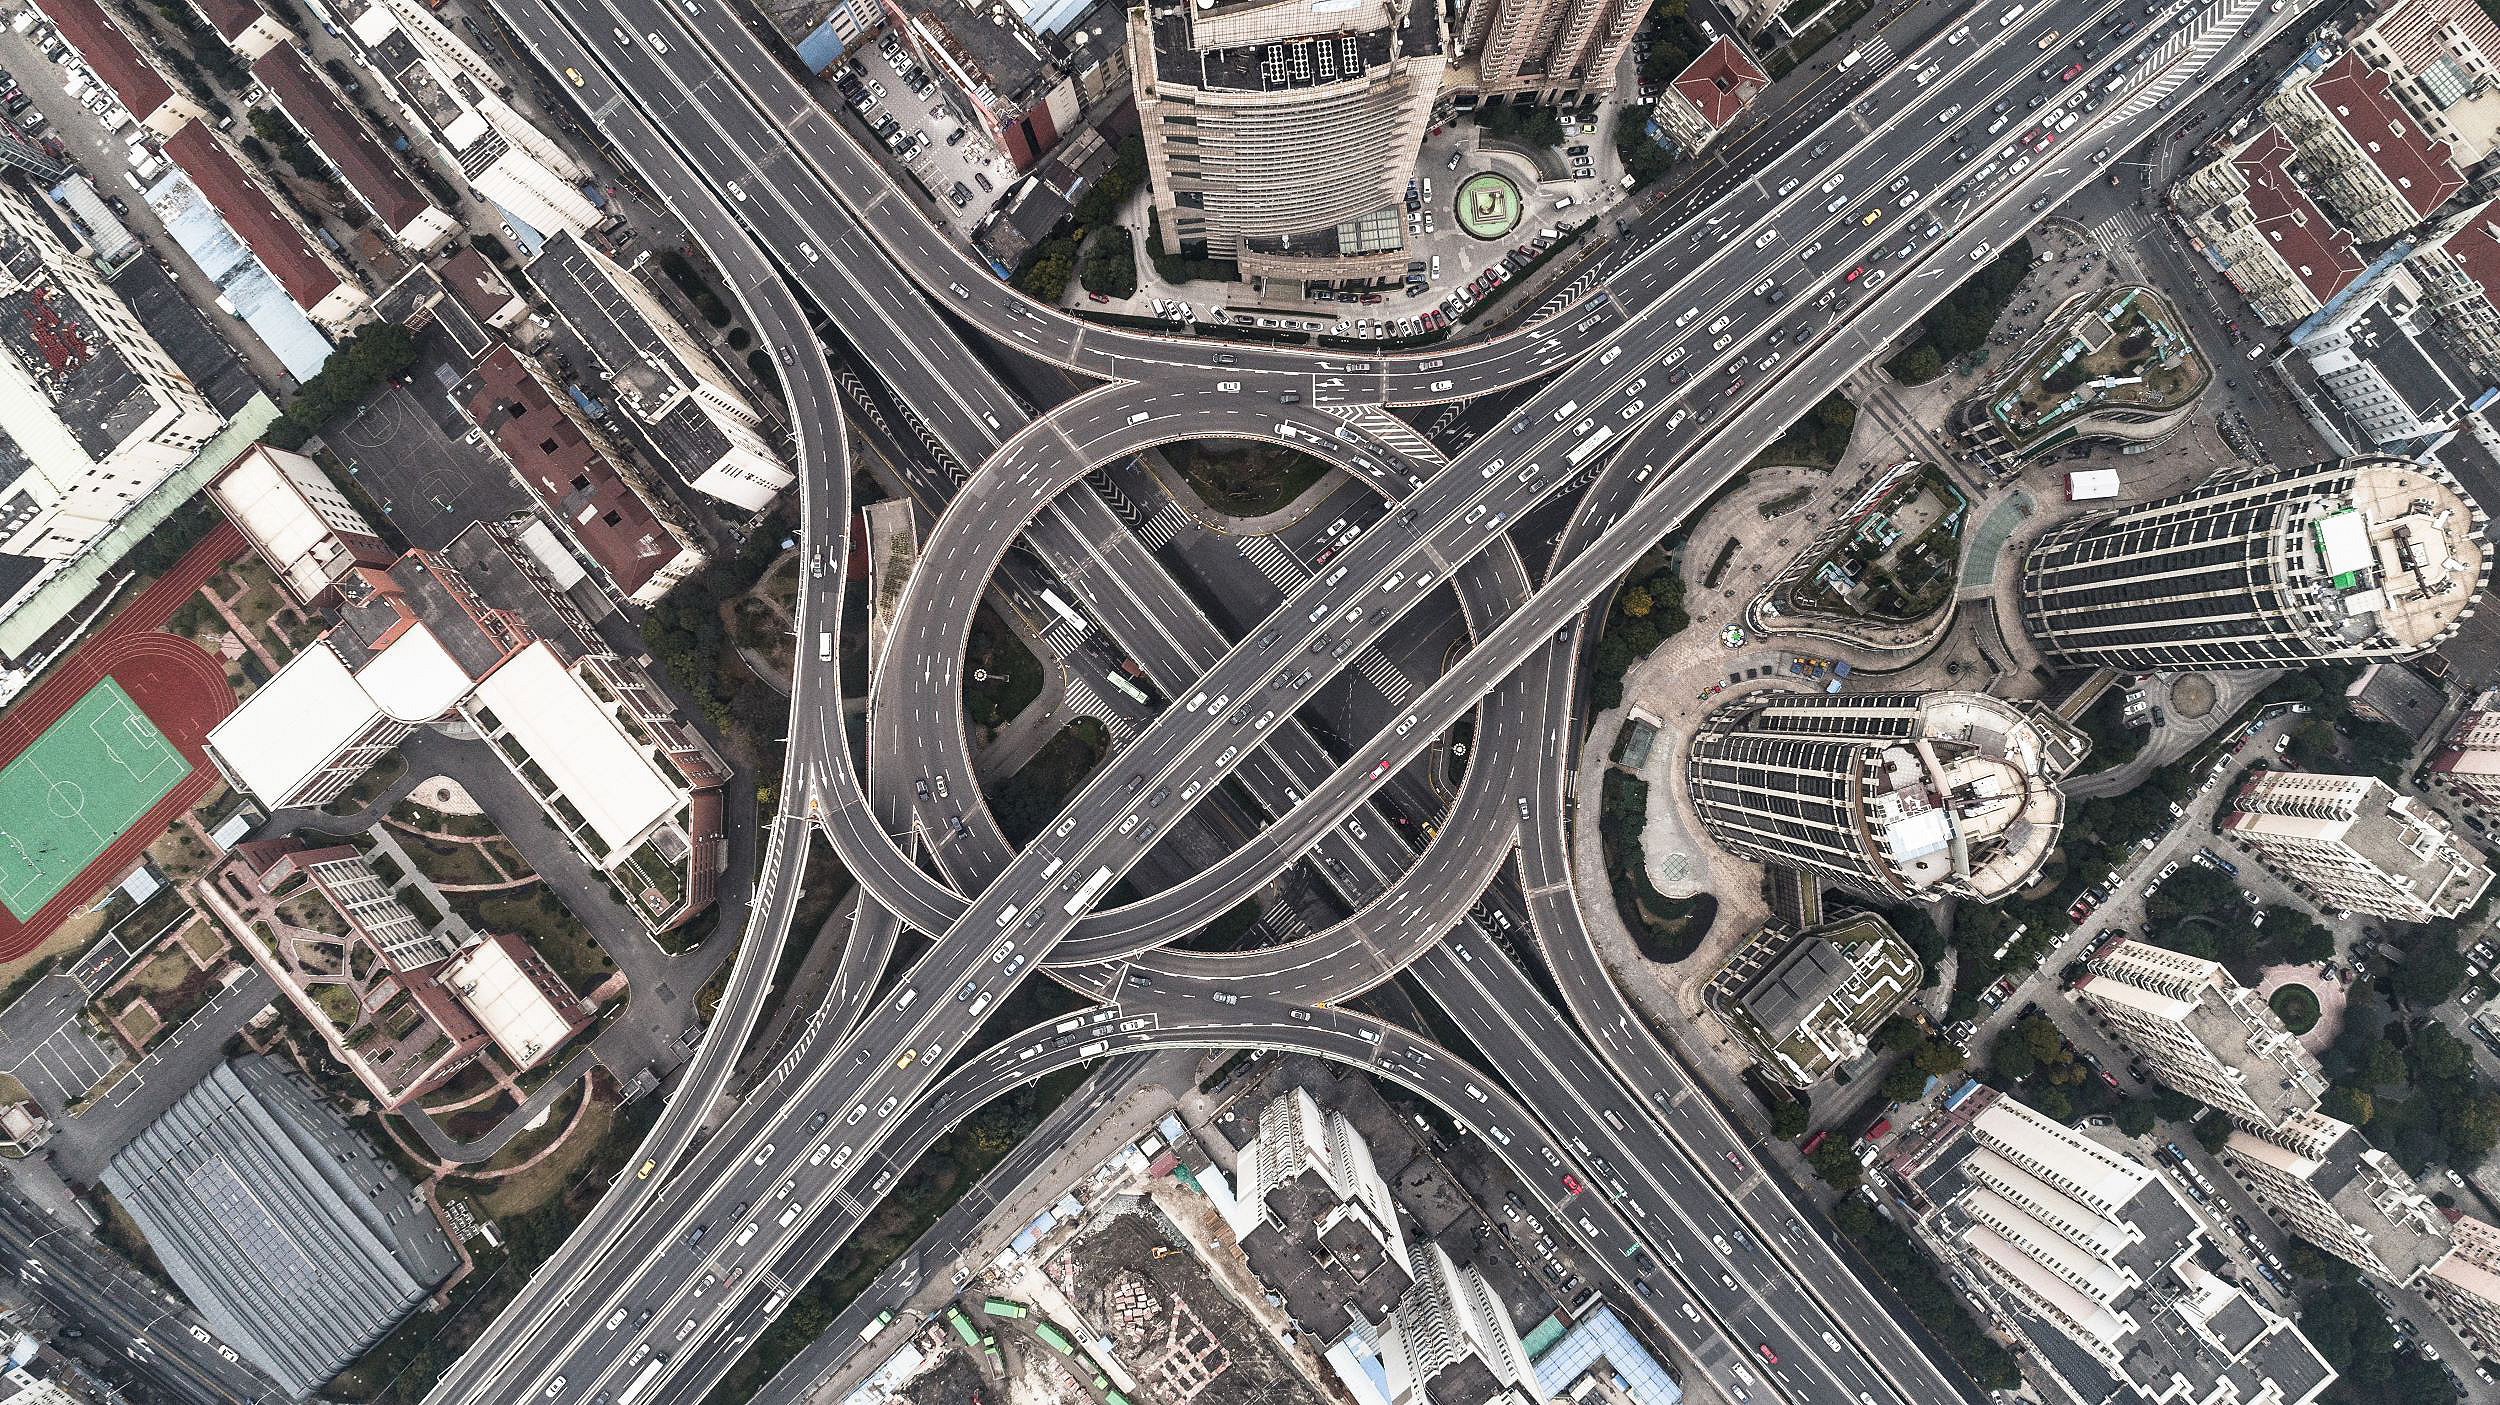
[414, 0, 2312, 1401]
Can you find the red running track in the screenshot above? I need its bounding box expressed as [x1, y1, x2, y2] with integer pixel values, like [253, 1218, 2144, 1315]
[0, 524, 244, 961]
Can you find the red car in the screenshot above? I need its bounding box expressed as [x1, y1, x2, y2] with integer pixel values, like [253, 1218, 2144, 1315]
[1845, 265, 1866, 282]
[1369, 759, 1391, 779]
[1758, 1344, 1780, 1365]
[1723, 1150, 1742, 1169]
[2060, 62, 2085, 81]
[1562, 1173, 1585, 1196]
[1087, 292, 1109, 303]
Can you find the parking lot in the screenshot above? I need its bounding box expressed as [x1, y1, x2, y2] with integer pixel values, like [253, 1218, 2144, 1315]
[828, 34, 1011, 240]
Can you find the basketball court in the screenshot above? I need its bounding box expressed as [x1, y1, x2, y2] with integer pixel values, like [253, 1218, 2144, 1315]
[0, 679, 187, 921]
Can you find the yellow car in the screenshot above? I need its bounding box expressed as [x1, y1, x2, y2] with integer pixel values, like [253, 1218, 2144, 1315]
[896, 1048, 919, 1069]
[1861, 208, 1884, 225]
[636, 1158, 657, 1180]
[565, 66, 585, 87]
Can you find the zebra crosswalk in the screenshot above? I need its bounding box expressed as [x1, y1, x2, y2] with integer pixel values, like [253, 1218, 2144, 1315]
[2088, 211, 2150, 257]
[1330, 407, 1446, 466]
[1135, 501, 1190, 551]
[1061, 677, 1144, 744]
[1039, 618, 1089, 657]
[2115, 0, 2264, 117]
[1238, 534, 1309, 593]
[1354, 649, 1415, 706]
[1855, 37, 1895, 70]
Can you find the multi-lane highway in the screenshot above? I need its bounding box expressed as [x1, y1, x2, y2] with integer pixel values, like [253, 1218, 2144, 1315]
[415, 0, 2310, 1400]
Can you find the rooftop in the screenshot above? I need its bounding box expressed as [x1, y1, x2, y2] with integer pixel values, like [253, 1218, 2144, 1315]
[99, 1057, 457, 1397]
[2347, 660, 2449, 733]
[251, 46, 434, 233]
[0, 216, 159, 462]
[2309, 50, 2463, 220]
[34, 0, 173, 120]
[1671, 37, 1769, 131]
[163, 126, 346, 313]
[1146, 0, 1437, 95]
[2233, 126, 2367, 304]
[457, 346, 692, 600]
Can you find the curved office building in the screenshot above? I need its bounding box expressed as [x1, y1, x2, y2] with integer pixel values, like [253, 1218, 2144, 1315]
[2019, 456, 2490, 671]
[1686, 691, 2086, 904]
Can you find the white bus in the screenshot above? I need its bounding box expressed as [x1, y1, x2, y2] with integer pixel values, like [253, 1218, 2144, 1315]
[1063, 866, 1115, 916]
[1567, 424, 1617, 466]
[617, 1356, 670, 1405]
[1039, 588, 1087, 631]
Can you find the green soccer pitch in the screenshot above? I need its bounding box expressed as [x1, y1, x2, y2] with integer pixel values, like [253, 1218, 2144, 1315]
[0, 679, 186, 920]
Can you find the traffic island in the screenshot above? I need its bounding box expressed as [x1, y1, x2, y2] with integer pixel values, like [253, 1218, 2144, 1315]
[1953, 283, 2212, 469]
[1454, 171, 1522, 241]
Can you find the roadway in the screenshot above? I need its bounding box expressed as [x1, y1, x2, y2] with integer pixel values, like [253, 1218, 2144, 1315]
[426, 0, 2301, 1399]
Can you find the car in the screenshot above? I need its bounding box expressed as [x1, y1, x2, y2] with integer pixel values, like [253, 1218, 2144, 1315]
[1846, 265, 1866, 282]
[1861, 208, 1883, 225]
[1759, 1344, 1780, 1365]
[1370, 759, 1391, 779]
[1562, 1173, 1585, 1195]
[564, 66, 585, 86]
[1723, 1150, 1742, 1168]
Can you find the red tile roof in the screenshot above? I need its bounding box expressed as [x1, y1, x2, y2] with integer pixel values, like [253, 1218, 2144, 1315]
[163, 126, 347, 313]
[461, 347, 687, 600]
[438, 247, 519, 322]
[1672, 37, 1769, 132]
[35, 0, 174, 119]
[2439, 199, 2500, 306]
[2312, 51, 2461, 220]
[2235, 125, 2366, 304]
[189, 0, 272, 44]
[251, 47, 433, 234]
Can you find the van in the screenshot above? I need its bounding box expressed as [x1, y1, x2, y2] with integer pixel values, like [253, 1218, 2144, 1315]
[816, 632, 832, 662]
[2000, 3, 2026, 23]
[1837, 45, 1865, 70]
[894, 986, 919, 1011]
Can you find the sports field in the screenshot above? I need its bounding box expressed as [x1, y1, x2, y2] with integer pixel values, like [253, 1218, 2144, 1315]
[0, 679, 186, 921]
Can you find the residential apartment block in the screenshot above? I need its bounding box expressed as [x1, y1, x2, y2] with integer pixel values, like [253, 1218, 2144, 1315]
[2175, 126, 2365, 327]
[1452, 0, 1647, 106]
[1686, 691, 2084, 904]
[2430, 686, 2500, 807]
[2224, 771, 2493, 920]
[2224, 1109, 2449, 1281]
[1893, 1087, 2336, 1405]
[2018, 457, 2489, 672]
[1131, 0, 1443, 286]
[2345, 0, 2500, 165]
[524, 233, 792, 513]
[2077, 940, 2327, 1129]
[1384, 1241, 1534, 1405]
[1226, 1087, 1415, 1334]
[2259, 48, 2461, 245]
[0, 184, 223, 626]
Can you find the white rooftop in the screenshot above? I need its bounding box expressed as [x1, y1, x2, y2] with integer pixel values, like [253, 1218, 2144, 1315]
[439, 936, 574, 1067]
[205, 644, 386, 806]
[467, 642, 677, 860]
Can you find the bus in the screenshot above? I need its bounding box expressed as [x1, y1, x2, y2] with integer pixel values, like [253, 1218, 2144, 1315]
[1039, 588, 1088, 631]
[1567, 424, 1617, 467]
[617, 1357, 670, 1405]
[1035, 1322, 1076, 1356]
[1105, 671, 1149, 706]
[982, 1298, 1029, 1319]
[1063, 866, 1115, 916]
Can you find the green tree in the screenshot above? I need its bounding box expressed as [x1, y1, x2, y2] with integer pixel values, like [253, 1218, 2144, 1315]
[1809, 1137, 1864, 1190]
[2257, 907, 2335, 966]
[1912, 1039, 1965, 1077]
[2153, 1088, 2201, 1124]
[2018, 1013, 2065, 1065]
[2114, 1100, 2157, 1137]
[1620, 585, 1655, 617]
[1992, 1041, 2037, 1082]
[1769, 1099, 1811, 1139]
[2146, 864, 2241, 927]
[2320, 1084, 2374, 1126]
[2393, 944, 2470, 1009]
[1875, 1016, 1924, 1054]
[2359, 1040, 2408, 1089]
[2194, 1116, 2234, 1154]
[1888, 344, 1945, 385]
[1880, 1060, 1933, 1103]
[1832, 1195, 1878, 1238]
[2030, 1084, 2072, 1121]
